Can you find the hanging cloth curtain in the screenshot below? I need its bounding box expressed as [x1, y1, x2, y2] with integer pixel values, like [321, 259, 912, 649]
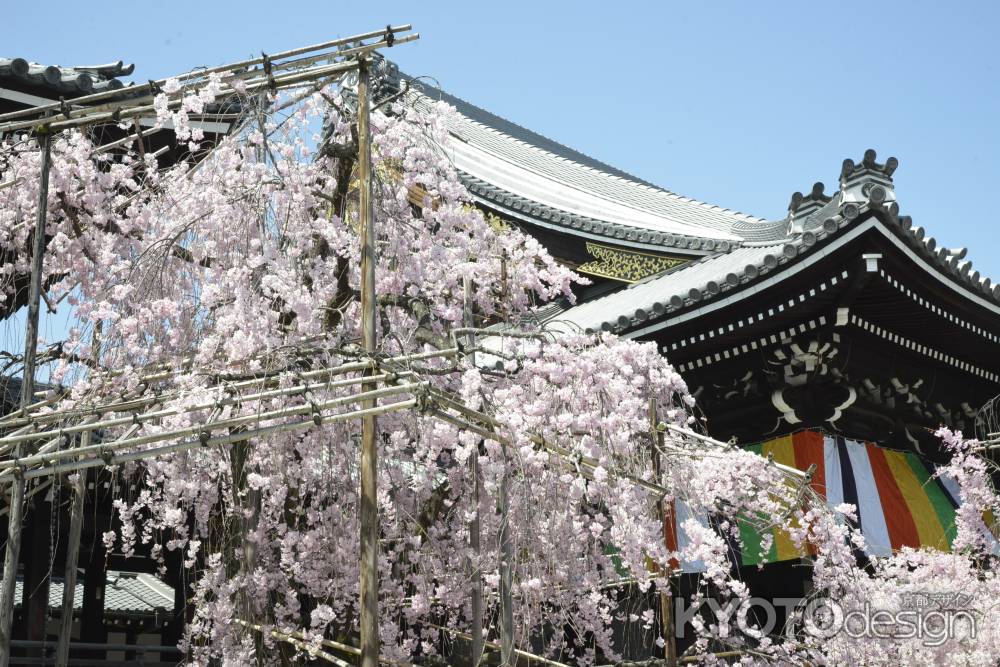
[659, 431, 995, 571]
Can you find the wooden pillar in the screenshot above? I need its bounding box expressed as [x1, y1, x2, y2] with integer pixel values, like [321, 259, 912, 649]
[124, 627, 137, 662]
[356, 56, 380, 667]
[22, 490, 52, 657]
[80, 486, 109, 661]
[0, 127, 52, 666]
[495, 252, 514, 666]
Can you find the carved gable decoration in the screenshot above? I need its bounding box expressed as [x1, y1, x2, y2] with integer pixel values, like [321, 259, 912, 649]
[577, 242, 688, 283]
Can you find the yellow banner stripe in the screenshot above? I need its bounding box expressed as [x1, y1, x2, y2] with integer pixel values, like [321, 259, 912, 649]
[761, 435, 802, 561]
[883, 450, 948, 550]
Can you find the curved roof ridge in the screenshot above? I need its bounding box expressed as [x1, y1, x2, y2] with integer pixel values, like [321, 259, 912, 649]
[461, 172, 741, 252]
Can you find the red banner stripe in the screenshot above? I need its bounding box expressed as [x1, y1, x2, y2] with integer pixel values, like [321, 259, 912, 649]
[866, 443, 921, 550]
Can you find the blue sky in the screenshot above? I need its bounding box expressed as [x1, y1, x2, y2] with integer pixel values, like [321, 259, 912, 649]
[6, 0, 1000, 277]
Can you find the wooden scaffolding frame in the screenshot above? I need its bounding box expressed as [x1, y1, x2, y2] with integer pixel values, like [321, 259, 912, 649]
[0, 24, 817, 666]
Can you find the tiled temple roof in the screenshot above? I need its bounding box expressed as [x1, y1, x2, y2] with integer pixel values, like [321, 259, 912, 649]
[400, 69, 997, 307]
[403, 72, 768, 251]
[461, 173, 738, 253]
[550, 149, 1000, 334]
[379, 58, 1000, 328]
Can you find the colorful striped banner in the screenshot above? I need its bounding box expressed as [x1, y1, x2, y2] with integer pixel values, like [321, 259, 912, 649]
[659, 431, 992, 571]
[734, 432, 960, 566]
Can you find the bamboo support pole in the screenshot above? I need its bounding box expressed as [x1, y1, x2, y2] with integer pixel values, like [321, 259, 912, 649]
[427, 390, 669, 497]
[660, 423, 808, 481]
[0, 31, 419, 137]
[463, 277, 484, 666]
[649, 401, 677, 667]
[0, 415, 116, 475]
[0, 395, 58, 425]
[0, 347, 455, 430]
[234, 619, 415, 667]
[0, 128, 51, 666]
[428, 386, 808, 523]
[498, 446, 515, 666]
[92, 124, 164, 155]
[0, 423, 45, 458]
[237, 619, 352, 666]
[357, 57, 380, 667]
[0, 372, 409, 452]
[127, 344, 452, 389]
[0, 61, 343, 136]
[55, 430, 88, 667]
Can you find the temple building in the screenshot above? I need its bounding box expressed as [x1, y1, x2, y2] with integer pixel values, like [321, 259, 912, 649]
[398, 63, 999, 458]
[397, 62, 1000, 644]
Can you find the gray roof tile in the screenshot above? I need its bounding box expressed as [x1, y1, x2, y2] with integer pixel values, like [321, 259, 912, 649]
[398, 67, 1000, 322]
[13, 571, 173, 616]
[0, 57, 132, 95]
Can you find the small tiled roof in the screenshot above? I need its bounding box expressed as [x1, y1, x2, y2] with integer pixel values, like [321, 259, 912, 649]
[403, 72, 769, 249]
[14, 571, 173, 616]
[0, 58, 133, 95]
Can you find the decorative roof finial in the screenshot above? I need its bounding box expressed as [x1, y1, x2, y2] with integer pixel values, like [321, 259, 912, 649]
[787, 182, 833, 234]
[840, 149, 899, 187]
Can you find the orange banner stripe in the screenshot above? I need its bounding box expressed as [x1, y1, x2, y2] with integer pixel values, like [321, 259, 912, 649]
[792, 430, 827, 499]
